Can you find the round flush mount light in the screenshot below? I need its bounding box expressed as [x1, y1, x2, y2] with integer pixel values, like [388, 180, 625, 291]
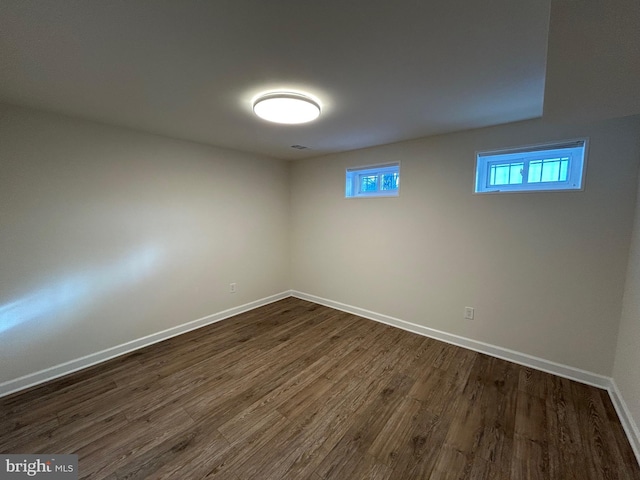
[253, 92, 321, 124]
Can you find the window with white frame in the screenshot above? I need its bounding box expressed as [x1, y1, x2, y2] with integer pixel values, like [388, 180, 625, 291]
[475, 139, 587, 193]
[345, 163, 400, 198]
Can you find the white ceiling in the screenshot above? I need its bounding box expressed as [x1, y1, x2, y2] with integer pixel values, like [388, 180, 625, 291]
[0, 1, 551, 160]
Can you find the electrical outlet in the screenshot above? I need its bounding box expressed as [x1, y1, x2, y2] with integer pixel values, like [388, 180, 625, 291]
[230, 283, 236, 293]
[464, 307, 474, 320]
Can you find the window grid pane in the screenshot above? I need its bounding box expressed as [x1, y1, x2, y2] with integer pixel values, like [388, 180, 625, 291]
[529, 157, 570, 183]
[381, 173, 399, 190]
[559, 158, 569, 181]
[541, 158, 560, 182]
[510, 164, 523, 184]
[346, 163, 400, 198]
[528, 160, 543, 183]
[489, 162, 523, 186]
[476, 140, 586, 193]
[359, 175, 378, 192]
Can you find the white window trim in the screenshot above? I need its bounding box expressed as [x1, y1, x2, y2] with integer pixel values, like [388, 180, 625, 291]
[474, 138, 588, 194]
[345, 162, 400, 198]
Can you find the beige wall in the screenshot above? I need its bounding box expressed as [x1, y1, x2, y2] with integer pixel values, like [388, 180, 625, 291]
[2, 100, 639, 393]
[614, 167, 640, 436]
[544, 0, 640, 123]
[291, 115, 640, 375]
[0, 103, 290, 384]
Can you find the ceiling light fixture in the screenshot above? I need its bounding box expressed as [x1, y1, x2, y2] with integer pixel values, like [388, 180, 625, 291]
[253, 92, 320, 124]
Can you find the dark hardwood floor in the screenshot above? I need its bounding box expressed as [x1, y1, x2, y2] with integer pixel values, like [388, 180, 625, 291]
[1, 297, 639, 479]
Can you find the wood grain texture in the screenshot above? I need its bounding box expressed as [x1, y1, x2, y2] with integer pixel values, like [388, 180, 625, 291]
[1, 298, 638, 479]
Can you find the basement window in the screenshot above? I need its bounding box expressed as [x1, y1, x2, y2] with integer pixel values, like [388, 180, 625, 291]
[346, 163, 400, 198]
[475, 139, 587, 193]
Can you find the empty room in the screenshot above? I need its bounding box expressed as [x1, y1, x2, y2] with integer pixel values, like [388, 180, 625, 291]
[1, 1, 640, 479]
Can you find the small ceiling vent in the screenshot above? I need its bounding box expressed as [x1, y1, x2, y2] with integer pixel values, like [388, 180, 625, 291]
[291, 144, 309, 150]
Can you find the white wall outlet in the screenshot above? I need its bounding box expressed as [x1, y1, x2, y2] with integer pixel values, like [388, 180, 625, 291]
[464, 307, 474, 320]
[230, 283, 237, 293]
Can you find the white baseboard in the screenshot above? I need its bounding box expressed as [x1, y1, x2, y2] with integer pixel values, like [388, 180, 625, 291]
[608, 380, 640, 467]
[291, 290, 611, 388]
[0, 291, 291, 399]
[292, 290, 640, 467]
[3, 289, 639, 468]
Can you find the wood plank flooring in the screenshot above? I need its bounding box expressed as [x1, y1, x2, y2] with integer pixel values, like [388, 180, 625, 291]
[1, 297, 639, 479]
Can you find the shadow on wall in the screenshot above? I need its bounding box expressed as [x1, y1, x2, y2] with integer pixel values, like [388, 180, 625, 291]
[0, 245, 164, 334]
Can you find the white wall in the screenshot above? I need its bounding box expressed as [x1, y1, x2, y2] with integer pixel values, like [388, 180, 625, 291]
[614, 166, 640, 444]
[0, 103, 290, 385]
[291, 115, 640, 376]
